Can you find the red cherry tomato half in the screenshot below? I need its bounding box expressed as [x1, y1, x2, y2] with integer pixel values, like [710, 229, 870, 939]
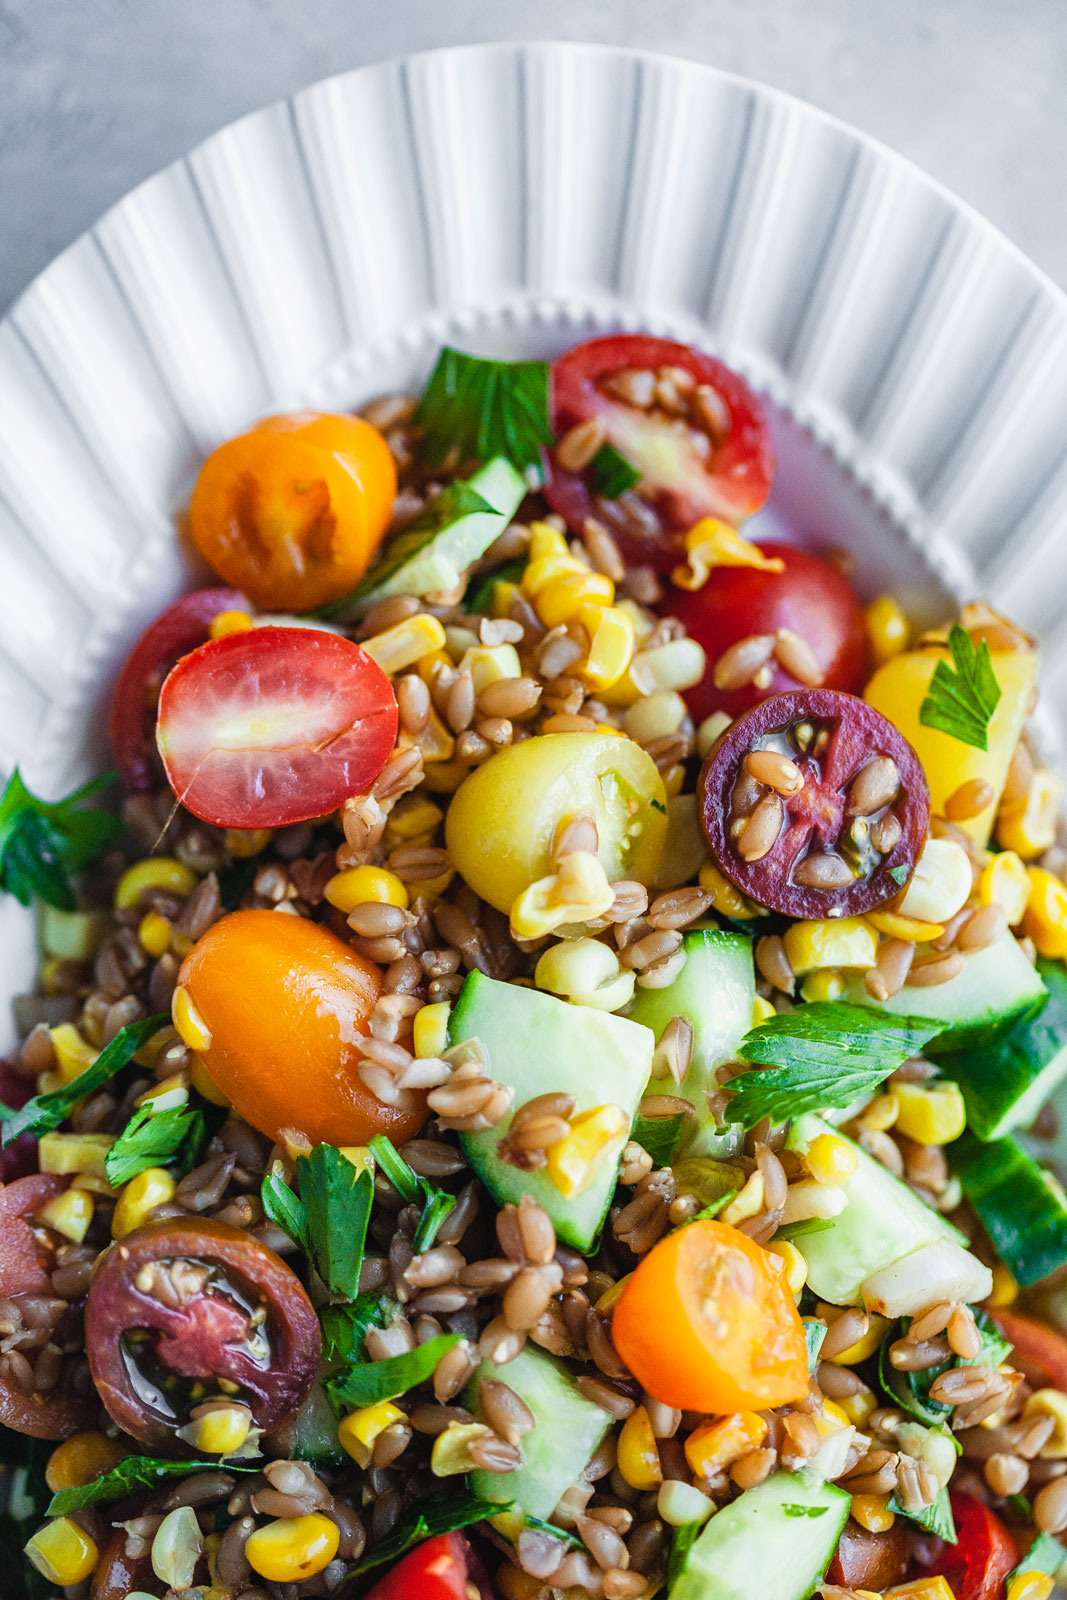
[828, 1520, 909, 1591]
[699, 688, 930, 920]
[85, 1216, 321, 1450]
[365, 1533, 493, 1600]
[544, 334, 775, 570]
[155, 625, 398, 829]
[992, 1308, 1067, 1391]
[0, 1063, 39, 1182]
[662, 541, 869, 723]
[925, 1493, 1017, 1600]
[109, 587, 246, 791]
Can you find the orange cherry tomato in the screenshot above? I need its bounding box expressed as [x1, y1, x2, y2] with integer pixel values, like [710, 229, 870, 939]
[175, 909, 425, 1148]
[611, 1218, 809, 1413]
[189, 411, 397, 612]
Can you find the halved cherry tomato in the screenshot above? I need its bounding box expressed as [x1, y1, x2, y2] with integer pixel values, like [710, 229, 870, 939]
[611, 1218, 809, 1412]
[828, 1520, 909, 1591]
[85, 1215, 320, 1450]
[545, 335, 774, 570]
[0, 1062, 40, 1182]
[698, 689, 930, 920]
[663, 541, 869, 723]
[925, 1493, 1016, 1600]
[156, 626, 398, 828]
[992, 1308, 1067, 1391]
[175, 909, 425, 1148]
[365, 1533, 493, 1600]
[189, 411, 397, 612]
[108, 587, 246, 791]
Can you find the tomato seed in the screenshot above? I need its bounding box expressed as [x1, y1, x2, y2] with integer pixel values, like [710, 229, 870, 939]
[690, 383, 730, 442]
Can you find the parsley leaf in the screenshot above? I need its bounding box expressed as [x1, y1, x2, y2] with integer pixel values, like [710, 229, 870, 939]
[351, 1493, 511, 1574]
[0, 1433, 53, 1599]
[889, 863, 910, 886]
[777, 1217, 834, 1241]
[48, 1454, 257, 1516]
[880, 1308, 1010, 1427]
[324, 1332, 461, 1410]
[887, 1483, 956, 1543]
[414, 348, 552, 482]
[630, 1113, 685, 1168]
[724, 1004, 945, 1127]
[0, 769, 122, 910]
[368, 1134, 456, 1252]
[320, 1291, 398, 1365]
[260, 1144, 373, 1301]
[104, 1102, 206, 1187]
[919, 624, 1002, 751]
[587, 442, 640, 500]
[1, 1014, 168, 1146]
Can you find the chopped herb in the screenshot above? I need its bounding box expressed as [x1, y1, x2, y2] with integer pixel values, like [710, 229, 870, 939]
[777, 1218, 835, 1241]
[1006, 1493, 1034, 1522]
[887, 1483, 955, 1543]
[587, 441, 640, 500]
[523, 1514, 584, 1550]
[1008, 1531, 1063, 1582]
[463, 556, 527, 615]
[325, 1333, 462, 1411]
[0, 768, 122, 911]
[1, 1014, 168, 1147]
[629, 1112, 684, 1169]
[919, 623, 1002, 751]
[649, 798, 668, 815]
[350, 1493, 511, 1574]
[692, 1189, 738, 1223]
[667, 1519, 702, 1589]
[889, 863, 910, 886]
[414, 347, 553, 483]
[782, 1504, 830, 1518]
[48, 1455, 257, 1516]
[879, 1308, 1010, 1426]
[804, 1319, 827, 1371]
[261, 1168, 309, 1251]
[368, 1134, 456, 1252]
[217, 852, 261, 911]
[104, 1102, 206, 1187]
[320, 1291, 397, 1365]
[260, 1145, 373, 1301]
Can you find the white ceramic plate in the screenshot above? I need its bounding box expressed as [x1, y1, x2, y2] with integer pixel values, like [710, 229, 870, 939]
[1, 40, 1066, 1038]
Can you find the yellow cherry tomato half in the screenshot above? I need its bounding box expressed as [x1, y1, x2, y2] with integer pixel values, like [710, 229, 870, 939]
[189, 412, 397, 612]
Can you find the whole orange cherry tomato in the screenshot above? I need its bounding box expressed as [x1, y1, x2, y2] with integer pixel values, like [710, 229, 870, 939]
[611, 1218, 809, 1413]
[189, 411, 397, 612]
[174, 909, 425, 1147]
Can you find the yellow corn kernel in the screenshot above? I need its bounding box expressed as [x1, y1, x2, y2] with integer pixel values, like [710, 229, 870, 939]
[459, 643, 522, 694]
[223, 827, 273, 858]
[866, 595, 911, 663]
[1021, 868, 1067, 960]
[37, 1186, 94, 1244]
[837, 1381, 878, 1429]
[431, 1421, 494, 1476]
[362, 613, 447, 675]
[684, 1412, 767, 1479]
[866, 909, 945, 942]
[672, 518, 785, 591]
[618, 1405, 663, 1490]
[324, 865, 409, 914]
[890, 1081, 966, 1145]
[48, 1023, 97, 1084]
[578, 603, 635, 691]
[172, 985, 213, 1053]
[783, 917, 878, 974]
[510, 851, 615, 940]
[338, 1147, 373, 1179]
[112, 1167, 176, 1239]
[663, 762, 686, 800]
[46, 1430, 127, 1492]
[978, 850, 1032, 926]
[819, 1400, 852, 1434]
[403, 705, 457, 767]
[806, 1133, 859, 1186]
[886, 1582, 962, 1600]
[766, 1239, 807, 1296]
[997, 770, 1066, 860]
[39, 1130, 115, 1179]
[545, 1105, 628, 1199]
[751, 994, 776, 1026]
[898, 837, 973, 925]
[189, 1403, 253, 1455]
[627, 638, 707, 696]
[138, 910, 173, 959]
[416, 648, 453, 688]
[490, 580, 521, 620]
[698, 861, 760, 920]
[851, 1493, 895, 1533]
[835, 1313, 890, 1366]
[209, 608, 254, 640]
[413, 1002, 451, 1060]
[858, 1093, 899, 1132]
[190, 1054, 230, 1107]
[245, 1513, 340, 1583]
[388, 795, 444, 841]
[595, 1273, 632, 1314]
[988, 1262, 1019, 1308]
[800, 969, 847, 1003]
[1007, 1573, 1055, 1600]
[136, 1073, 190, 1114]
[24, 1517, 98, 1586]
[1022, 1388, 1067, 1458]
[721, 1171, 765, 1227]
[526, 520, 573, 567]
[535, 569, 615, 628]
[114, 856, 198, 910]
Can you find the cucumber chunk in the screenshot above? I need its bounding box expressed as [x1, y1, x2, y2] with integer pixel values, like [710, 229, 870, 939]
[449, 971, 654, 1251]
[939, 959, 1067, 1140]
[951, 1131, 1067, 1286]
[669, 1470, 850, 1600]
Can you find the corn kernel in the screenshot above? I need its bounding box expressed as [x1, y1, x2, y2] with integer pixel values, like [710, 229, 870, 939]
[535, 569, 615, 628]
[672, 518, 785, 591]
[459, 642, 522, 694]
[997, 770, 1066, 860]
[1023, 1388, 1067, 1458]
[890, 1081, 966, 1145]
[866, 595, 910, 663]
[48, 1022, 97, 1084]
[534, 938, 634, 1013]
[172, 985, 213, 1052]
[837, 1381, 878, 1429]
[37, 1186, 94, 1244]
[663, 762, 686, 800]
[324, 865, 409, 914]
[189, 1403, 253, 1455]
[820, 1400, 852, 1433]
[24, 1517, 98, 1585]
[623, 691, 687, 745]
[801, 969, 847, 1003]
[783, 917, 878, 974]
[489, 1509, 526, 1543]
[978, 850, 1032, 926]
[627, 638, 706, 695]
[431, 1421, 494, 1476]
[1007, 1573, 1055, 1600]
[885, 1582, 962, 1600]
[362, 613, 447, 675]
[46, 1430, 127, 1492]
[416, 647, 453, 686]
[579, 603, 634, 691]
[338, 1146, 373, 1179]
[1021, 868, 1067, 959]
[988, 1262, 1018, 1307]
[136, 1073, 190, 1114]
[898, 837, 972, 924]
[190, 1054, 229, 1107]
[245, 1513, 340, 1583]
[510, 851, 614, 939]
[223, 827, 273, 858]
[698, 860, 760, 920]
[866, 909, 944, 942]
[851, 1493, 895, 1533]
[721, 1171, 765, 1226]
[546, 1104, 628, 1198]
[490, 580, 521, 621]
[413, 1002, 451, 1060]
[751, 994, 776, 1026]
[209, 608, 254, 640]
[806, 1133, 859, 1186]
[618, 1405, 663, 1489]
[684, 1412, 767, 1479]
[858, 1093, 899, 1132]
[387, 795, 444, 841]
[766, 1239, 807, 1296]
[138, 910, 173, 959]
[420, 759, 469, 795]
[112, 1167, 177, 1238]
[834, 1313, 890, 1366]
[115, 856, 198, 910]
[39, 1130, 115, 1179]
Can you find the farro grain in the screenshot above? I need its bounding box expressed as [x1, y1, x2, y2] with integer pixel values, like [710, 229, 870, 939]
[889, 1335, 951, 1371]
[372, 1422, 411, 1469]
[647, 888, 713, 931]
[773, 628, 825, 687]
[429, 1344, 473, 1406]
[387, 845, 452, 882]
[626, 1519, 667, 1574]
[756, 935, 794, 994]
[579, 1515, 630, 1573]
[409, 1403, 475, 1435]
[730, 1448, 777, 1490]
[557, 417, 608, 471]
[479, 617, 525, 646]
[619, 928, 683, 972]
[478, 1314, 526, 1365]
[958, 902, 1008, 953]
[477, 675, 542, 719]
[1034, 1477, 1067, 1533]
[906, 952, 967, 988]
[503, 1266, 559, 1332]
[793, 852, 853, 890]
[480, 1379, 536, 1444]
[712, 634, 775, 692]
[846, 758, 900, 816]
[984, 1453, 1029, 1495]
[907, 1300, 954, 1343]
[583, 517, 626, 582]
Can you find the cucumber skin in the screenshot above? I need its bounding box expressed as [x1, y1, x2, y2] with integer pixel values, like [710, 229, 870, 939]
[939, 959, 1067, 1140]
[951, 1131, 1067, 1286]
[670, 1471, 850, 1600]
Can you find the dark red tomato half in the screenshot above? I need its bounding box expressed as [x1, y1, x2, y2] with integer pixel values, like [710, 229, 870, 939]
[925, 1493, 1017, 1600]
[109, 587, 246, 791]
[365, 1533, 493, 1600]
[85, 1216, 320, 1450]
[699, 689, 930, 920]
[155, 625, 398, 829]
[663, 541, 869, 724]
[544, 334, 775, 570]
[992, 1309, 1067, 1391]
[828, 1519, 910, 1591]
[0, 1062, 39, 1182]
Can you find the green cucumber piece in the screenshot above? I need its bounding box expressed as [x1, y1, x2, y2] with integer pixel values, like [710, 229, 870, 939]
[449, 971, 653, 1251]
[843, 933, 1047, 1053]
[466, 1346, 611, 1520]
[626, 928, 753, 1158]
[939, 959, 1067, 1140]
[669, 1470, 850, 1600]
[786, 1115, 964, 1306]
[951, 1131, 1067, 1286]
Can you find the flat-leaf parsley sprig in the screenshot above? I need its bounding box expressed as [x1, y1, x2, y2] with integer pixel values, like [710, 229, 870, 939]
[0, 768, 122, 910]
[414, 348, 553, 483]
[918, 623, 1001, 751]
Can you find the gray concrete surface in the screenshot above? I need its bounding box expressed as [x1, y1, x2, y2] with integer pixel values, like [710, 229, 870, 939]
[0, 0, 1064, 314]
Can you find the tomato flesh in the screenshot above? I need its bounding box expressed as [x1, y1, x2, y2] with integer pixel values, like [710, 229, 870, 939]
[545, 334, 774, 569]
[0, 1173, 68, 1298]
[992, 1309, 1067, 1391]
[699, 689, 930, 920]
[156, 625, 397, 828]
[0, 1063, 40, 1182]
[365, 1533, 492, 1600]
[924, 1493, 1016, 1600]
[828, 1520, 909, 1591]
